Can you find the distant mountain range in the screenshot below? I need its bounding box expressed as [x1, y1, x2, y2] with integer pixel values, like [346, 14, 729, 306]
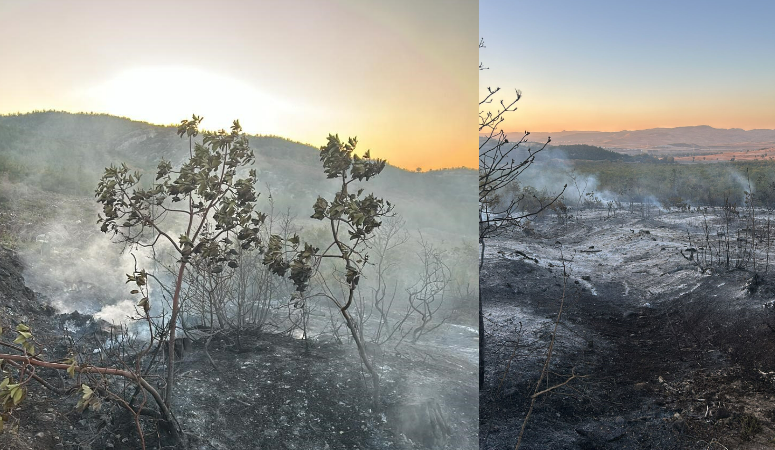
[0, 111, 475, 236]
[508, 126, 775, 150]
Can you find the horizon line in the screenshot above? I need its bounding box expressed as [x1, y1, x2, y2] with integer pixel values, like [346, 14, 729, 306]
[496, 124, 775, 135]
[1, 109, 477, 172]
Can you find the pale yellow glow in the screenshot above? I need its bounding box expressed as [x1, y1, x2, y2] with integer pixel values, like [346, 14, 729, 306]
[81, 67, 320, 135]
[0, 0, 476, 170]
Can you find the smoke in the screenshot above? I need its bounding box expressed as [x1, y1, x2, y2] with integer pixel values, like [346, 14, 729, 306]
[490, 146, 605, 211]
[725, 166, 754, 195]
[94, 299, 143, 327]
[514, 146, 579, 194]
[20, 202, 157, 320]
[642, 194, 664, 210]
[502, 144, 766, 212]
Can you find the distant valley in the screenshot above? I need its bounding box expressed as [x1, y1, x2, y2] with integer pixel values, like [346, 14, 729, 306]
[503, 125, 775, 160]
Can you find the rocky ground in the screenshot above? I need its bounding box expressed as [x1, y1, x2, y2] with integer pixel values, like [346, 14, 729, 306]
[0, 245, 477, 449]
[481, 208, 775, 449]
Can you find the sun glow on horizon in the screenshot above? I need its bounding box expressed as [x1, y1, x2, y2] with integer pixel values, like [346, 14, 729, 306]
[0, 0, 476, 171]
[79, 66, 322, 136]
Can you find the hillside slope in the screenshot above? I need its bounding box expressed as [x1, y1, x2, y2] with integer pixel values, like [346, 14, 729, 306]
[0, 111, 475, 235]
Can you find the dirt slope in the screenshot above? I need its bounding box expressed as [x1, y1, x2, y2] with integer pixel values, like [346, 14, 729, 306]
[0, 246, 477, 449]
[481, 213, 775, 449]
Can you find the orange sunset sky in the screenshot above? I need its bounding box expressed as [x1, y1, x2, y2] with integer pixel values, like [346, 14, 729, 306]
[0, 0, 477, 170]
[480, 0, 775, 134]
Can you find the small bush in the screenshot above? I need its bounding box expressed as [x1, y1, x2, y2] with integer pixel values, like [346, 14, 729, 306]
[740, 414, 761, 441]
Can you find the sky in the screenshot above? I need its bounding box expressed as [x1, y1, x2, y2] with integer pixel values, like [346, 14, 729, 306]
[480, 0, 775, 133]
[0, 0, 477, 170]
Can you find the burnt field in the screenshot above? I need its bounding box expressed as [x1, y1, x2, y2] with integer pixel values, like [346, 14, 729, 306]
[0, 114, 478, 450]
[0, 243, 477, 450]
[481, 207, 775, 449]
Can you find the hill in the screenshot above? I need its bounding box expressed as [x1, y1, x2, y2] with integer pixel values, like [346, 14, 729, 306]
[548, 144, 631, 161]
[517, 125, 775, 150]
[0, 111, 475, 235]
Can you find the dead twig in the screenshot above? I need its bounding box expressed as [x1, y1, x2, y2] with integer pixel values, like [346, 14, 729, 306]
[530, 368, 581, 398]
[515, 244, 574, 450]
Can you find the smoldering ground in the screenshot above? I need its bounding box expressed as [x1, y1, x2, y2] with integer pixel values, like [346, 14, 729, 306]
[0, 111, 480, 449]
[481, 155, 775, 449]
[1, 179, 478, 450]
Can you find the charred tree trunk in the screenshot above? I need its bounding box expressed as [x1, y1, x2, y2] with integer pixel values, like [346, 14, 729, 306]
[479, 238, 485, 387]
[342, 309, 380, 407]
[165, 262, 187, 406]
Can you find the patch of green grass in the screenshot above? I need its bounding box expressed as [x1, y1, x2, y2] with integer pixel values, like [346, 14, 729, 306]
[740, 414, 762, 441]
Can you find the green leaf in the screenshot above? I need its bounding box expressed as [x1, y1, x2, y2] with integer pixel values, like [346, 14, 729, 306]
[311, 197, 329, 220]
[11, 386, 24, 405]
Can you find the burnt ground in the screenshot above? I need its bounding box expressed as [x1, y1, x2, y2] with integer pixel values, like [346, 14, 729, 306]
[171, 327, 477, 450]
[481, 210, 775, 449]
[0, 246, 477, 450]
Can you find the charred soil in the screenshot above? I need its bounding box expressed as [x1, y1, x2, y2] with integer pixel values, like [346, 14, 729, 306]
[0, 247, 477, 450]
[481, 211, 775, 449]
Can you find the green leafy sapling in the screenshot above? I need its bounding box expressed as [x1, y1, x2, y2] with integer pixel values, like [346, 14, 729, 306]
[96, 116, 265, 405]
[263, 134, 392, 406]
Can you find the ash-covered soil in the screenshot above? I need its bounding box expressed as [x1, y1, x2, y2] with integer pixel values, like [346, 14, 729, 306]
[481, 210, 775, 449]
[0, 247, 477, 450]
[172, 328, 477, 450]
